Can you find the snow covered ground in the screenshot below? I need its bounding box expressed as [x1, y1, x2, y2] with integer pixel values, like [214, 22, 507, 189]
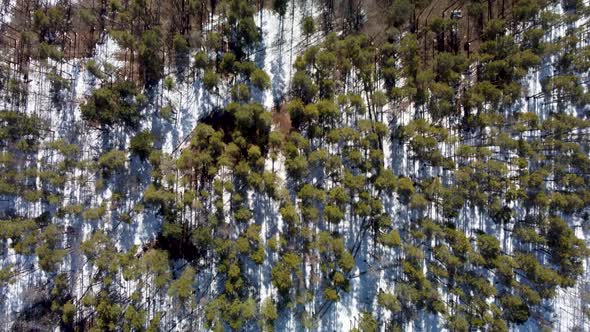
[0, 0, 589, 330]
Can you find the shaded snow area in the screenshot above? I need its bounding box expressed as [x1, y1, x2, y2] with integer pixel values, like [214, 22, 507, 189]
[1, 0, 590, 331]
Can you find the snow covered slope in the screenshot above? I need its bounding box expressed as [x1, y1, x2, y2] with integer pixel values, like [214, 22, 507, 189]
[0, 0, 589, 331]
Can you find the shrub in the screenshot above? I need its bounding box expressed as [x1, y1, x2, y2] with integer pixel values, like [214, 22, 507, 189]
[98, 150, 127, 172]
[85, 59, 104, 79]
[250, 68, 270, 90]
[81, 81, 141, 128]
[138, 29, 164, 84]
[194, 51, 209, 70]
[130, 131, 155, 159]
[302, 16, 315, 37]
[379, 230, 401, 247]
[203, 70, 219, 91]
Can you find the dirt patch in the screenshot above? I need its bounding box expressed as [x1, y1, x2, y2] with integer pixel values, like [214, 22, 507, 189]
[274, 104, 292, 135]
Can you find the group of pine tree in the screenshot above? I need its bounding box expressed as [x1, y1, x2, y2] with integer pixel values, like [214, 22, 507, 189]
[1, 0, 590, 330]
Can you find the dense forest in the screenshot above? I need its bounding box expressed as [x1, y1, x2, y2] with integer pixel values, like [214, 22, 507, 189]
[0, 0, 590, 330]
